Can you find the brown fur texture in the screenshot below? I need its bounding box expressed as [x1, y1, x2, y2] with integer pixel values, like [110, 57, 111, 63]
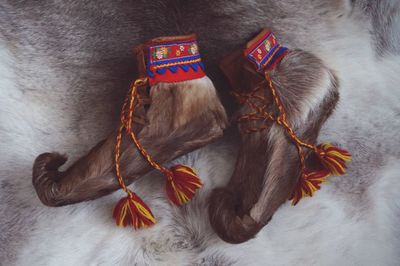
[209, 48, 339, 244]
[32, 75, 227, 206]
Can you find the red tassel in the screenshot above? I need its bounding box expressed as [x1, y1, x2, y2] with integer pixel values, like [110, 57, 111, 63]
[165, 164, 203, 206]
[290, 169, 330, 205]
[113, 192, 156, 229]
[316, 143, 352, 176]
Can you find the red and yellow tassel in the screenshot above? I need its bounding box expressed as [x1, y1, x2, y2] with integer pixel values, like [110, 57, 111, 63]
[316, 143, 352, 176]
[165, 164, 203, 206]
[113, 192, 156, 228]
[291, 144, 351, 204]
[113, 78, 157, 229]
[113, 78, 203, 229]
[290, 169, 330, 205]
[120, 79, 203, 208]
[263, 75, 352, 205]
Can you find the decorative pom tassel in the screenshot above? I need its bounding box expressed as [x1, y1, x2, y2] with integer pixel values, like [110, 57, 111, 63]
[115, 77, 203, 222]
[290, 169, 331, 205]
[316, 143, 352, 176]
[113, 192, 156, 229]
[165, 164, 203, 206]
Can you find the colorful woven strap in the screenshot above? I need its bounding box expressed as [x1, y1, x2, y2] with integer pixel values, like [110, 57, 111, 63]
[146, 37, 206, 85]
[244, 31, 289, 72]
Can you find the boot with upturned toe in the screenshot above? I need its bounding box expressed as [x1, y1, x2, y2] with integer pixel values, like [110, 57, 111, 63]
[209, 29, 351, 243]
[33, 34, 228, 229]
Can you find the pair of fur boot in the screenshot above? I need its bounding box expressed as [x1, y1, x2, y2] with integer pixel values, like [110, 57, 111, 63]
[32, 29, 350, 244]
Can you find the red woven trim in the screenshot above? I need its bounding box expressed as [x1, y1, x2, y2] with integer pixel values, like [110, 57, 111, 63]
[244, 31, 273, 58]
[244, 31, 288, 72]
[148, 68, 205, 86]
[146, 37, 206, 86]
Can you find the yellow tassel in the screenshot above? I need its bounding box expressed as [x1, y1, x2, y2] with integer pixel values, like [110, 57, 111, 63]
[114, 78, 157, 229]
[116, 79, 203, 209]
[316, 143, 352, 176]
[165, 164, 203, 206]
[113, 192, 156, 229]
[290, 169, 331, 205]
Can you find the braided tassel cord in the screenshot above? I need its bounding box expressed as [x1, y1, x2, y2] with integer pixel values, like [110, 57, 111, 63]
[114, 78, 156, 228]
[233, 75, 352, 205]
[263, 75, 351, 204]
[123, 79, 202, 207]
[114, 77, 203, 228]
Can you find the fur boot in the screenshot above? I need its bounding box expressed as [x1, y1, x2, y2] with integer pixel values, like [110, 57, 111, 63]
[32, 34, 227, 228]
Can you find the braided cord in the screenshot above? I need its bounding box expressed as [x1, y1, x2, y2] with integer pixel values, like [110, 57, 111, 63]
[234, 74, 319, 173]
[265, 75, 315, 150]
[114, 78, 171, 198]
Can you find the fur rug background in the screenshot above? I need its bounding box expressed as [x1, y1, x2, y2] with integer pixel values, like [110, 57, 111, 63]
[1, 1, 400, 265]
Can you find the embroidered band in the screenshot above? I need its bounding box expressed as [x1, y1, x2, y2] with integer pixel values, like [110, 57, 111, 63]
[245, 31, 289, 72]
[146, 37, 206, 85]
